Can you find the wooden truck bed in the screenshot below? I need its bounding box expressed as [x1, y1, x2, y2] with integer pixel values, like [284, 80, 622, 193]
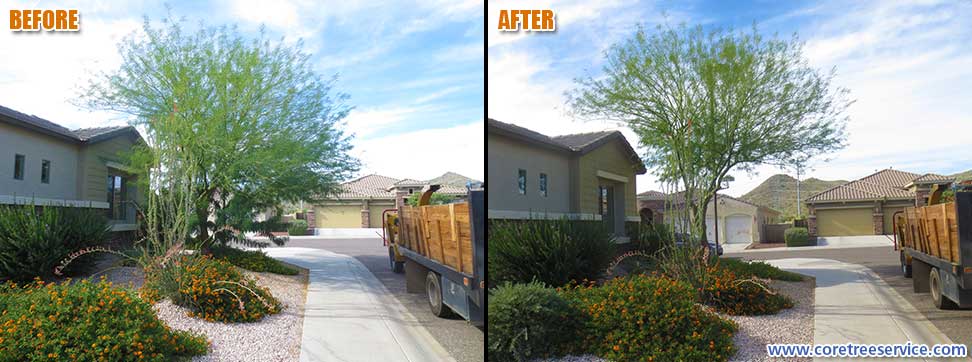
[398, 202, 474, 275]
[897, 202, 960, 264]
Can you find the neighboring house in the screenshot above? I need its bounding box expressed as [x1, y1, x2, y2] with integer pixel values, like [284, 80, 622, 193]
[638, 191, 781, 244]
[805, 169, 954, 237]
[311, 172, 478, 230]
[487, 118, 647, 241]
[0, 104, 144, 231]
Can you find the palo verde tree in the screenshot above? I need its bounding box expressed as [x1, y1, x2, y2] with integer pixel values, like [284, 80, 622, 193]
[569, 24, 850, 252]
[82, 18, 359, 247]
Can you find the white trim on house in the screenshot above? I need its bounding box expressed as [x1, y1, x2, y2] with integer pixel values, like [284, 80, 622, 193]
[105, 161, 136, 173]
[110, 223, 138, 231]
[0, 194, 109, 208]
[626, 216, 641, 222]
[596, 170, 628, 183]
[488, 209, 603, 221]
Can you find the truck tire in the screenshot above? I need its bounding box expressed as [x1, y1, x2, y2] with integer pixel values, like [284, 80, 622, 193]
[900, 252, 912, 278]
[426, 271, 455, 318]
[930, 268, 958, 310]
[388, 247, 404, 274]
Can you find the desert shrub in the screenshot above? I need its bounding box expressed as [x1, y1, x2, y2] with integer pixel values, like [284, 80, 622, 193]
[487, 281, 583, 362]
[784, 227, 810, 247]
[718, 258, 803, 282]
[0, 279, 207, 361]
[488, 218, 615, 287]
[560, 275, 736, 362]
[703, 265, 793, 316]
[142, 255, 281, 323]
[210, 245, 299, 275]
[287, 220, 309, 236]
[0, 205, 110, 280]
[637, 222, 673, 253]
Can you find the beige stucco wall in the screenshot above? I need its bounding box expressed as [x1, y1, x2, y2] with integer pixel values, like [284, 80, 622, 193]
[0, 122, 80, 201]
[487, 133, 571, 216]
[78, 135, 140, 203]
[369, 203, 395, 228]
[315, 202, 361, 228]
[577, 140, 638, 218]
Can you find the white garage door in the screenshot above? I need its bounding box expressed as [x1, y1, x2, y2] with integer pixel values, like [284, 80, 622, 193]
[724, 215, 752, 244]
[705, 217, 715, 242]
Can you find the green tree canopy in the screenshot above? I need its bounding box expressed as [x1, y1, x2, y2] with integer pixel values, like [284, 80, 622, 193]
[569, 24, 850, 248]
[82, 18, 359, 246]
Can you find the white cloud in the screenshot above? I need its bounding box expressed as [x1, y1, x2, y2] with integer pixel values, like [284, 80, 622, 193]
[227, 0, 300, 30]
[342, 106, 427, 138]
[351, 120, 484, 181]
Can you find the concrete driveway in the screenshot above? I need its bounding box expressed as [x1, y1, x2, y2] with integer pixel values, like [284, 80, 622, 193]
[729, 246, 972, 356]
[268, 237, 484, 362]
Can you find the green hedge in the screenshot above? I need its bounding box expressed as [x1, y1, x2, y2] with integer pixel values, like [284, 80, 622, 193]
[488, 218, 614, 287]
[287, 220, 309, 236]
[784, 227, 811, 247]
[210, 245, 299, 275]
[718, 258, 804, 282]
[487, 281, 582, 361]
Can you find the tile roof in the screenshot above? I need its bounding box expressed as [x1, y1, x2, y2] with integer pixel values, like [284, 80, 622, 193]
[912, 173, 954, 183]
[857, 169, 920, 188]
[331, 172, 480, 200]
[550, 131, 617, 150]
[0, 104, 137, 143]
[637, 190, 667, 200]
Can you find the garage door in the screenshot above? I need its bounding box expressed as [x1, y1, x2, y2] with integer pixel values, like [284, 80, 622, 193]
[314, 205, 362, 228]
[816, 208, 872, 236]
[883, 207, 906, 235]
[724, 215, 752, 244]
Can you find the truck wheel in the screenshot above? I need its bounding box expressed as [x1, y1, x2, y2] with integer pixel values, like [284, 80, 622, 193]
[426, 271, 454, 318]
[900, 252, 912, 278]
[930, 268, 957, 309]
[388, 248, 404, 274]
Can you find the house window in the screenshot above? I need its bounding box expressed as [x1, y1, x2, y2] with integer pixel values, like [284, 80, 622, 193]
[517, 169, 526, 195]
[13, 154, 24, 180]
[599, 186, 608, 215]
[539, 173, 548, 197]
[41, 160, 50, 184]
[107, 174, 127, 221]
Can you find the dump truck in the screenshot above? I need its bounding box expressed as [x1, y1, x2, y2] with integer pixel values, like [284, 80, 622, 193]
[382, 185, 485, 326]
[895, 183, 972, 309]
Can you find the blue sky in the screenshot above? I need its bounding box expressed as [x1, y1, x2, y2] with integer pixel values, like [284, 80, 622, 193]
[0, 0, 484, 182]
[488, 0, 972, 197]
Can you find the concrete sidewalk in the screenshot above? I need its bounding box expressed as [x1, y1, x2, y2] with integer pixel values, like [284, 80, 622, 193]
[764, 258, 969, 361]
[264, 247, 456, 362]
[730, 235, 894, 254]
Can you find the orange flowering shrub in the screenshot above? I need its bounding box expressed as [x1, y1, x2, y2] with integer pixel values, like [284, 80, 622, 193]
[142, 255, 280, 323]
[703, 265, 793, 316]
[0, 278, 208, 361]
[559, 275, 736, 362]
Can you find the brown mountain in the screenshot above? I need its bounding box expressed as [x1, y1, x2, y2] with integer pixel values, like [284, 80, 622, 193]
[740, 174, 846, 219]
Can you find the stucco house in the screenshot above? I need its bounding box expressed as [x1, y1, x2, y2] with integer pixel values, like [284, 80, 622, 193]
[310, 172, 478, 231]
[805, 169, 954, 237]
[487, 118, 647, 241]
[0, 104, 144, 231]
[638, 191, 781, 244]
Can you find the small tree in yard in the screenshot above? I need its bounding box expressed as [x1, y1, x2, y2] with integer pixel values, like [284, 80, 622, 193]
[81, 18, 359, 248]
[569, 24, 850, 255]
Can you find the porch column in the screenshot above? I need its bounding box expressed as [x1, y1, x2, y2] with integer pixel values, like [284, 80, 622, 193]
[872, 201, 884, 235]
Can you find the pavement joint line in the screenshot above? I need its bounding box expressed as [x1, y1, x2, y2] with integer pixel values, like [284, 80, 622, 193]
[346, 258, 414, 362]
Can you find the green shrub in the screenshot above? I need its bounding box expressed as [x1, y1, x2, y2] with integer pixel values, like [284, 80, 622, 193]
[287, 220, 309, 236]
[784, 227, 811, 247]
[142, 255, 281, 323]
[704, 264, 793, 316]
[488, 218, 615, 287]
[637, 222, 673, 253]
[0, 205, 110, 280]
[718, 258, 804, 281]
[560, 275, 736, 361]
[487, 281, 583, 362]
[210, 245, 299, 275]
[0, 279, 207, 361]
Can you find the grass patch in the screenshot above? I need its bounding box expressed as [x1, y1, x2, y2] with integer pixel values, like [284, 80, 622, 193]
[718, 258, 804, 281]
[209, 246, 299, 275]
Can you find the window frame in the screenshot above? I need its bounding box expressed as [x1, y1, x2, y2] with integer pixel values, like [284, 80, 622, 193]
[107, 174, 128, 221]
[539, 173, 548, 197]
[40, 159, 50, 184]
[13, 154, 24, 180]
[517, 169, 527, 195]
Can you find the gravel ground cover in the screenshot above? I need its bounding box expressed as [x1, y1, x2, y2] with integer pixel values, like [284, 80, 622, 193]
[93, 261, 309, 362]
[727, 278, 815, 362]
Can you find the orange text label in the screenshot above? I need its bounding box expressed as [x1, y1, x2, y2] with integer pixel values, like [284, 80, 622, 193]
[10, 9, 80, 31]
[498, 9, 555, 32]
